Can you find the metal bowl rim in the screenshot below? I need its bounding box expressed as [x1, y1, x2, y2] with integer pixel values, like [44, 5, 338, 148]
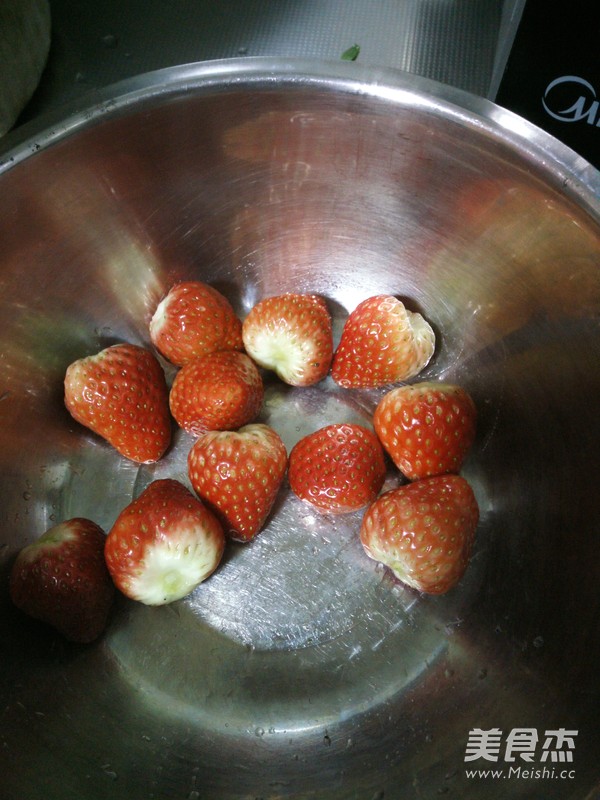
[1, 56, 599, 211]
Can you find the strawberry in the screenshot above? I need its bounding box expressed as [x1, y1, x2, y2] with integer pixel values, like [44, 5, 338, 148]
[188, 423, 287, 542]
[169, 350, 264, 436]
[64, 344, 171, 464]
[360, 474, 479, 594]
[331, 295, 435, 388]
[64, 343, 171, 464]
[9, 518, 115, 643]
[149, 281, 243, 366]
[288, 423, 386, 514]
[373, 382, 476, 480]
[105, 479, 225, 606]
[241, 293, 333, 386]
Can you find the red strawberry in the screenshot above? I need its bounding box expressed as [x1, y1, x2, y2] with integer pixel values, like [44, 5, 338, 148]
[9, 518, 115, 643]
[149, 281, 243, 366]
[331, 295, 435, 388]
[242, 293, 333, 386]
[169, 350, 264, 436]
[64, 343, 171, 464]
[105, 479, 225, 606]
[360, 475, 479, 594]
[374, 382, 476, 480]
[288, 423, 386, 514]
[188, 423, 287, 542]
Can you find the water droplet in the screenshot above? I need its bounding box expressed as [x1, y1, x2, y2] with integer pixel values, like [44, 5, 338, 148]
[188, 792, 200, 800]
[101, 33, 118, 48]
[101, 765, 118, 780]
[22, 491, 31, 501]
[254, 727, 265, 737]
[533, 635, 544, 648]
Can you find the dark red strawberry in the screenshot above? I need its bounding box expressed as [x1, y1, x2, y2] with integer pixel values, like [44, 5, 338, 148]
[64, 343, 171, 463]
[149, 281, 243, 366]
[188, 423, 287, 542]
[169, 350, 264, 436]
[242, 293, 333, 386]
[360, 475, 479, 594]
[288, 423, 386, 514]
[9, 518, 115, 643]
[331, 295, 435, 388]
[105, 479, 225, 606]
[373, 382, 476, 480]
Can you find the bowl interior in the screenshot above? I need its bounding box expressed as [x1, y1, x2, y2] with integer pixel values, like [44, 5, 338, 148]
[1, 62, 599, 799]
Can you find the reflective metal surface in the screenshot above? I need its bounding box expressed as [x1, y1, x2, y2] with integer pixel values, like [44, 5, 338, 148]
[1, 59, 599, 799]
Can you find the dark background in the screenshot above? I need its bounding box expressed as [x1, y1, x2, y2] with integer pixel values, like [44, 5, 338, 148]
[496, 0, 600, 169]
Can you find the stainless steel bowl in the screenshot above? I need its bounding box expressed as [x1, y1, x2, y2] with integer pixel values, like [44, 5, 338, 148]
[1, 58, 599, 799]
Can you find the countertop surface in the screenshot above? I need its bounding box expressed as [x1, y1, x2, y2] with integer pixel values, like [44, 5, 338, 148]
[19, 0, 506, 127]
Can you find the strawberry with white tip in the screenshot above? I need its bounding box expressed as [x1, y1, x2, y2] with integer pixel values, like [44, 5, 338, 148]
[242, 293, 333, 386]
[150, 281, 243, 366]
[360, 474, 479, 594]
[331, 295, 435, 388]
[105, 479, 225, 606]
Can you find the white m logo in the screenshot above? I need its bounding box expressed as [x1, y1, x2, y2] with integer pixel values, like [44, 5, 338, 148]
[542, 75, 600, 126]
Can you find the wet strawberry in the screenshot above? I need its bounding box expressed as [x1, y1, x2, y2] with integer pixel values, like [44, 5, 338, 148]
[188, 423, 287, 542]
[331, 295, 435, 388]
[169, 350, 264, 436]
[9, 518, 115, 643]
[288, 423, 386, 514]
[360, 474, 479, 594]
[242, 293, 333, 386]
[64, 343, 171, 463]
[149, 281, 243, 366]
[374, 382, 476, 480]
[105, 479, 225, 606]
